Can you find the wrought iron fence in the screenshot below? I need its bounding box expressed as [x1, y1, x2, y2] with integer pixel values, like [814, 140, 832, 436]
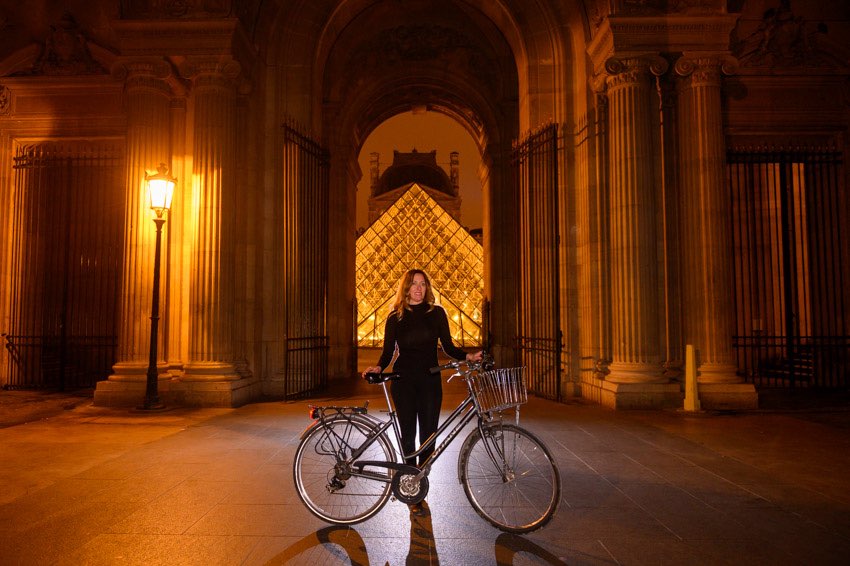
[4, 141, 124, 389]
[280, 121, 329, 396]
[728, 145, 848, 388]
[513, 123, 562, 400]
[3, 334, 116, 390]
[284, 335, 329, 399]
[732, 335, 849, 388]
[516, 335, 563, 400]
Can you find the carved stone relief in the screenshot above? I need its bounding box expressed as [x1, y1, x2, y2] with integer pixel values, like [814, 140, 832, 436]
[16, 13, 106, 76]
[120, 0, 233, 19]
[731, 0, 835, 69]
[614, 0, 723, 15]
[0, 85, 10, 115]
[351, 25, 498, 92]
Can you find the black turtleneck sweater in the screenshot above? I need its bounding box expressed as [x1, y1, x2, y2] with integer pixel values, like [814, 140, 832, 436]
[377, 303, 468, 375]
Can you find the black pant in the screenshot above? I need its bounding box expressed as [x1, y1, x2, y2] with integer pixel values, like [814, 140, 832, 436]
[391, 371, 443, 466]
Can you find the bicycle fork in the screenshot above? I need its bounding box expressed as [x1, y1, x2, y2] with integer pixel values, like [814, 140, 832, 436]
[478, 420, 516, 483]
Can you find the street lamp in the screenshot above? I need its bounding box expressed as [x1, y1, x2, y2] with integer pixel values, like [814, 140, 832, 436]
[141, 163, 175, 410]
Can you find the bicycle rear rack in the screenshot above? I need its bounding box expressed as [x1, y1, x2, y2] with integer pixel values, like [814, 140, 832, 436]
[308, 403, 369, 420]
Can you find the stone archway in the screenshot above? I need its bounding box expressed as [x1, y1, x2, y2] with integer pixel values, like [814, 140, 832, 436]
[261, 0, 584, 380]
[317, 2, 520, 376]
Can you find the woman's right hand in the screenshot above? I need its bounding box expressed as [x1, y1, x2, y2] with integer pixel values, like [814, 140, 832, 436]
[362, 366, 382, 379]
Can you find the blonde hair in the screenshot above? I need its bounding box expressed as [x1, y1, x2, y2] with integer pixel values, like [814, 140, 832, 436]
[391, 269, 435, 320]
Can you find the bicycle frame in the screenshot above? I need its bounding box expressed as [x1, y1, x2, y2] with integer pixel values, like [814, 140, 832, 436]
[295, 357, 560, 533]
[306, 359, 514, 487]
[310, 368, 502, 485]
[348, 377, 479, 478]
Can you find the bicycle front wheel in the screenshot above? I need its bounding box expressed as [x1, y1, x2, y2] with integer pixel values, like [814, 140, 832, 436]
[458, 422, 560, 533]
[293, 415, 394, 524]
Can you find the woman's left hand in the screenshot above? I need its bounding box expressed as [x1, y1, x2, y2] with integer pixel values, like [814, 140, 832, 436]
[466, 351, 484, 362]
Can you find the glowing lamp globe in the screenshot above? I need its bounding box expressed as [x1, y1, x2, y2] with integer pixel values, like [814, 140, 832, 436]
[146, 163, 175, 217]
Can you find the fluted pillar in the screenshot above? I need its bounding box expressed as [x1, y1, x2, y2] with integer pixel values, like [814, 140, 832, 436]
[182, 58, 240, 381]
[675, 55, 739, 383]
[111, 59, 172, 382]
[605, 57, 666, 384]
[576, 90, 612, 391]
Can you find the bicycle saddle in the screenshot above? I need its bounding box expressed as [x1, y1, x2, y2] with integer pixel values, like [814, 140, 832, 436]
[364, 372, 400, 384]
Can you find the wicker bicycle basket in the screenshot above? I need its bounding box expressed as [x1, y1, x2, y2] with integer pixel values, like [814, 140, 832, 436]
[470, 367, 528, 413]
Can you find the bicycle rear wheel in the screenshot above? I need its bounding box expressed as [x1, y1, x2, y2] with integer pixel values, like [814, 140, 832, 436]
[293, 415, 394, 524]
[458, 421, 560, 533]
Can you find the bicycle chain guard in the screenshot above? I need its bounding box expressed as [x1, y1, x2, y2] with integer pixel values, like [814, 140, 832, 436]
[391, 467, 429, 505]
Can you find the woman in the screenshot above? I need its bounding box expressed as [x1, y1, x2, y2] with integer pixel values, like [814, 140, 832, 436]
[362, 269, 482, 496]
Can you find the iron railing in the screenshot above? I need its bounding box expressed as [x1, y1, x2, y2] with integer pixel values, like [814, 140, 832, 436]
[732, 335, 849, 388]
[728, 145, 848, 388]
[280, 121, 329, 396]
[284, 335, 329, 399]
[3, 334, 116, 390]
[4, 142, 123, 389]
[513, 123, 562, 400]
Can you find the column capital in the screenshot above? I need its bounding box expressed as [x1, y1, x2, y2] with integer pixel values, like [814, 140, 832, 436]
[111, 57, 188, 97]
[112, 57, 170, 80]
[178, 56, 244, 91]
[590, 71, 607, 95]
[674, 54, 739, 86]
[604, 54, 668, 88]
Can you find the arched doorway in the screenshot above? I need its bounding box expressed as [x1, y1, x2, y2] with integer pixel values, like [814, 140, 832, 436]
[315, 1, 520, 378]
[263, 0, 579, 389]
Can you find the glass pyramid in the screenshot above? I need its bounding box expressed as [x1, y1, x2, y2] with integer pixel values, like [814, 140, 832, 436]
[356, 183, 483, 348]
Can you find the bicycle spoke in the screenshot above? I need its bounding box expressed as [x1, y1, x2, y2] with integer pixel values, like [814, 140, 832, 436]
[294, 416, 393, 524]
[460, 423, 560, 533]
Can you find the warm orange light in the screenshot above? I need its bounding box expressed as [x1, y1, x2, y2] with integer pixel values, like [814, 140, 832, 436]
[354, 185, 484, 347]
[146, 163, 176, 217]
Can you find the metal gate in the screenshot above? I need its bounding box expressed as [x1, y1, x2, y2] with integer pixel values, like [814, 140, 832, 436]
[4, 142, 124, 390]
[728, 145, 849, 387]
[281, 122, 329, 398]
[513, 124, 562, 400]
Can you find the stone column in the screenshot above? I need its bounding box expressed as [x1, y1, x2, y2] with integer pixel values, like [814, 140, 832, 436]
[182, 58, 240, 383]
[576, 89, 614, 403]
[605, 56, 666, 385]
[593, 91, 612, 375]
[575, 103, 595, 386]
[674, 55, 756, 409]
[166, 96, 187, 372]
[110, 59, 173, 383]
[675, 56, 747, 383]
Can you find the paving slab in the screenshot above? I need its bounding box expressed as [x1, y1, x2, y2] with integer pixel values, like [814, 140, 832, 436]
[1, 382, 849, 565]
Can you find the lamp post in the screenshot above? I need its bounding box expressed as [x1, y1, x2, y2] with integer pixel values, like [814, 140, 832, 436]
[141, 163, 175, 410]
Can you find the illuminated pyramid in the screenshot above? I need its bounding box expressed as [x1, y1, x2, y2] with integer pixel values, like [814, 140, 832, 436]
[356, 183, 483, 347]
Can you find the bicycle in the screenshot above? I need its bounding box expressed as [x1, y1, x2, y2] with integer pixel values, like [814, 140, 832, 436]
[292, 355, 561, 533]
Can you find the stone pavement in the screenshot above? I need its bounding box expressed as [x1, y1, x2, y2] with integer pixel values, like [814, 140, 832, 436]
[1, 380, 849, 565]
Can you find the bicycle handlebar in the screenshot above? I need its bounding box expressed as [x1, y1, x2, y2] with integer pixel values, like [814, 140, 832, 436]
[429, 352, 494, 374]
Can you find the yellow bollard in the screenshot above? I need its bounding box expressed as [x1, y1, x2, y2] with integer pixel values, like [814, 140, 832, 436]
[684, 344, 701, 412]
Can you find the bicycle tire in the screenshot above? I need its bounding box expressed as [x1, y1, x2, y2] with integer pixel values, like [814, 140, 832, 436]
[458, 422, 560, 533]
[293, 414, 394, 524]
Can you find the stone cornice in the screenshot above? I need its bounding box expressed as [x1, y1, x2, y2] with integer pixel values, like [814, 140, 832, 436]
[588, 14, 738, 76]
[0, 74, 121, 92]
[0, 76, 124, 123]
[112, 19, 255, 65]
